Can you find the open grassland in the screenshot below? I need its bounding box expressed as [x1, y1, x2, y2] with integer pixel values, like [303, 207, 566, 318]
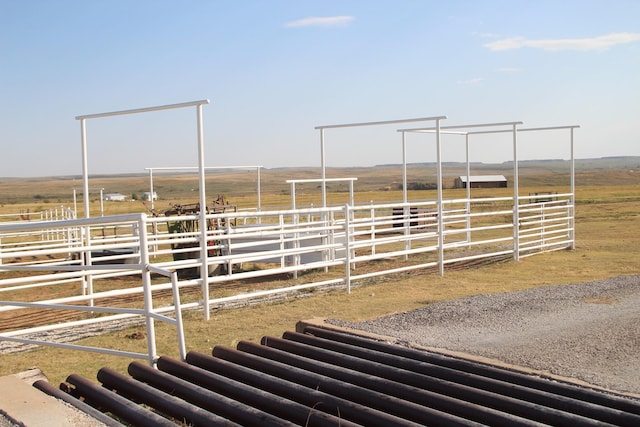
[1, 158, 639, 213]
[0, 160, 639, 385]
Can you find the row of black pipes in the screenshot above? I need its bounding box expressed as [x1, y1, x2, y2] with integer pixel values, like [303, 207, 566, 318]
[35, 326, 640, 426]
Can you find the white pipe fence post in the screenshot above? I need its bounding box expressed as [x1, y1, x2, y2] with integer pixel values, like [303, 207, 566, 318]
[402, 131, 408, 204]
[257, 166, 262, 213]
[512, 123, 520, 261]
[138, 214, 158, 366]
[196, 103, 210, 320]
[465, 133, 471, 246]
[570, 127, 576, 249]
[344, 204, 352, 293]
[170, 270, 187, 361]
[80, 118, 90, 219]
[148, 168, 155, 212]
[320, 128, 326, 208]
[73, 189, 77, 218]
[436, 118, 445, 276]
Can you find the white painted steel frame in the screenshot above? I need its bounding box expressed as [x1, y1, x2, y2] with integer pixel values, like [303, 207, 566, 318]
[286, 177, 357, 209]
[1, 194, 574, 361]
[398, 121, 522, 272]
[76, 99, 213, 318]
[315, 116, 447, 208]
[0, 213, 186, 364]
[72, 187, 103, 217]
[397, 122, 577, 264]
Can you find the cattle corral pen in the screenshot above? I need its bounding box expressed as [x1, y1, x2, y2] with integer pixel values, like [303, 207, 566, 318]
[0, 99, 578, 364]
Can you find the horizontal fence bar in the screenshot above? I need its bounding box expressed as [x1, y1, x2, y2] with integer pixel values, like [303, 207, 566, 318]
[0, 335, 148, 359]
[316, 116, 447, 130]
[75, 99, 210, 120]
[1, 193, 574, 359]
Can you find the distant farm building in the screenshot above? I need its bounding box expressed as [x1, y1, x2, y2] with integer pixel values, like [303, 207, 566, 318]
[454, 175, 508, 189]
[143, 192, 158, 201]
[103, 193, 126, 201]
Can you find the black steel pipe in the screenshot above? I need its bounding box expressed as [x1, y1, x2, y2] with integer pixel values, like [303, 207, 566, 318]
[185, 350, 423, 427]
[155, 355, 359, 427]
[254, 337, 608, 426]
[33, 379, 123, 427]
[257, 336, 611, 427]
[64, 373, 176, 427]
[128, 360, 294, 427]
[304, 325, 640, 416]
[97, 367, 239, 427]
[286, 330, 640, 426]
[222, 342, 521, 426]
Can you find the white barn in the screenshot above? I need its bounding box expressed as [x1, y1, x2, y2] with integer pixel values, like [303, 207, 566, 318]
[103, 193, 126, 201]
[454, 175, 508, 189]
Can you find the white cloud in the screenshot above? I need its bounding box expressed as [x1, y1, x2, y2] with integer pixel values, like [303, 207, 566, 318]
[284, 16, 354, 28]
[457, 77, 484, 85]
[496, 67, 520, 73]
[484, 32, 640, 52]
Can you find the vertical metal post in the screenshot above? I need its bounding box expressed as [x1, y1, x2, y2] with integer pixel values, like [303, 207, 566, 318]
[370, 201, 376, 256]
[402, 131, 410, 259]
[278, 214, 285, 268]
[512, 124, 520, 261]
[138, 214, 158, 366]
[465, 133, 471, 246]
[73, 189, 77, 218]
[170, 271, 187, 361]
[196, 103, 210, 320]
[256, 166, 262, 211]
[80, 119, 90, 219]
[344, 204, 351, 294]
[402, 131, 408, 204]
[319, 128, 329, 272]
[292, 193, 299, 279]
[349, 180, 355, 207]
[79, 118, 92, 298]
[99, 188, 104, 217]
[149, 169, 155, 211]
[570, 127, 576, 249]
[436, 119, 444, 276]
[147, 169, 159, 256]
[320, 128, 327, 207]
[290, 182, 296, 210]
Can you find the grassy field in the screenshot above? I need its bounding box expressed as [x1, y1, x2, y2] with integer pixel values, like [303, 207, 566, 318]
[0, 160, 639, 386]
[1, 157, 639, 211]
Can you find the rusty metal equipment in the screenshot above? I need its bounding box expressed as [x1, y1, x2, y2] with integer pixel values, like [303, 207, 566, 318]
[162, 195, 236, 278]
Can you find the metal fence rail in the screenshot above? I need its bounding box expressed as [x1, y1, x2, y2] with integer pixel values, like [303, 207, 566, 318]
[0, 195, 573, 362]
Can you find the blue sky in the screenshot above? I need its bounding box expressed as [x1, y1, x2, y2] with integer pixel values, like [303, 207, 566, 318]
[1, 1, 639, 177]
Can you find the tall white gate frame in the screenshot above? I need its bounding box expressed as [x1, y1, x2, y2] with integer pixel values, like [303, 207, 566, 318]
[317, 118, 579, 274]
[400, 123, 578, 263]
[76, 99, 215, 320]
[315, 116, 448, 207]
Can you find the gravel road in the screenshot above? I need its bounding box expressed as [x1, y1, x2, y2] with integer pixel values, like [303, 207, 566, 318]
[328, 275, 640, 396]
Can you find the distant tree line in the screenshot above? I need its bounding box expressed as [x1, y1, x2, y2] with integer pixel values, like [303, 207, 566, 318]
[405, 182, 438, 191]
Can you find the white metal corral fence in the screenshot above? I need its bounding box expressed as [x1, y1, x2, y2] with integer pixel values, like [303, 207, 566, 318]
[0, 195, 573, 362]
[0, 206, 76, 267]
